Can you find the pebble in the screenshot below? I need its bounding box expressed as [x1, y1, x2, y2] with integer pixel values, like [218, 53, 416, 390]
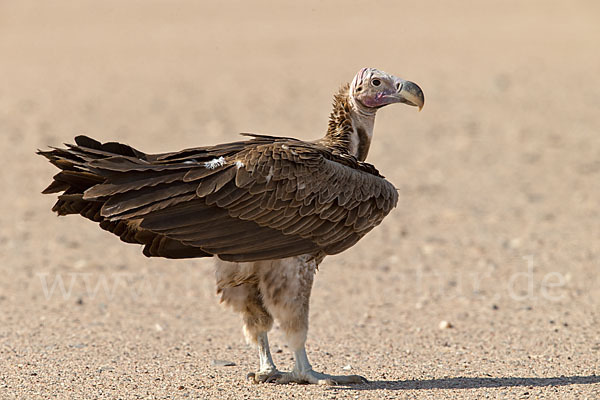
[439, 320, 453, 329]
[212, 359, 236, 367]
[342, 364, 352, 371]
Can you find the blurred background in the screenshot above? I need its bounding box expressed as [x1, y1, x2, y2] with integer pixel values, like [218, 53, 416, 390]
[1, 1, 599, 398]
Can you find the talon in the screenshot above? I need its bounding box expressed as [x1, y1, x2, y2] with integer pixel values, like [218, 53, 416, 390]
[247, 369, 282, 384]
[265, 372, 282, 383]
[318, 378, 337, 386]
[273, 373, 293, 384]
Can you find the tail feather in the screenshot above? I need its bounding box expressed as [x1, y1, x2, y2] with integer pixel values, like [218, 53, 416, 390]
[38, 135, 212, 259]
[73, 135, 147, 160]
[38, 134, 309, 262]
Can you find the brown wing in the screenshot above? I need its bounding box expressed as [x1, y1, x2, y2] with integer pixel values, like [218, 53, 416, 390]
[39, 135, 398, 262]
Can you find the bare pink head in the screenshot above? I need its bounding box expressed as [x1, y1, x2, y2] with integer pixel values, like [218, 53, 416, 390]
[350, 68, 424, 110]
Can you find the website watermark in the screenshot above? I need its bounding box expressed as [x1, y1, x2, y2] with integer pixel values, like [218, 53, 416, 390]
[35, 255, 568, 303]
[37, 272, 170, 302]
[411, 255, 567, 303]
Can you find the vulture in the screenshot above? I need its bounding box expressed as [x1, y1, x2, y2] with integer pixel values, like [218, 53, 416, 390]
[38, 68, 424, 385]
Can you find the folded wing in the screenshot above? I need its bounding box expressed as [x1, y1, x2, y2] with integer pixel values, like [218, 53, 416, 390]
[39, 135, 398, 262]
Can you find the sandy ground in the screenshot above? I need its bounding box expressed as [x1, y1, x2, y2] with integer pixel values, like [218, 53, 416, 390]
[1, 1, 599, 398]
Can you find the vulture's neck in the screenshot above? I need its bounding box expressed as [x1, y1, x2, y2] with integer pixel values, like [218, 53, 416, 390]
[319, 84, 376, 162]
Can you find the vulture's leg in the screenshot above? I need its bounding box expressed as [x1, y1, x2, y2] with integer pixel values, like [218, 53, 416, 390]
[251, 331, 277, 382]
[218, 281, 279, 382]
[259, 256, 367, 385]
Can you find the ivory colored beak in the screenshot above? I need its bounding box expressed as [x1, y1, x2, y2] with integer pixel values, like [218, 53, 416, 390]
[396, 80, 425, 111]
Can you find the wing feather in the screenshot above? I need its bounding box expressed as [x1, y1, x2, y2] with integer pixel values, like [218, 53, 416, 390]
[39, 136, 398, 261]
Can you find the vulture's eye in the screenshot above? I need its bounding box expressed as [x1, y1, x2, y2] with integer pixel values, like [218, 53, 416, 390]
[371, 79, 381, 87]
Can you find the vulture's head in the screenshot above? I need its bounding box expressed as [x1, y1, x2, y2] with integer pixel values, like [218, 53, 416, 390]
[350, 67, 424, 111]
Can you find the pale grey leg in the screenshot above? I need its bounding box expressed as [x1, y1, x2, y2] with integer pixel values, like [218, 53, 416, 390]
[258, 256, 368, 385]
[246, 332, 280, 383]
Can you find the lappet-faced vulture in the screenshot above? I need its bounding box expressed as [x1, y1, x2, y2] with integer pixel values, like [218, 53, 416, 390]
[39, 68, 424, 385]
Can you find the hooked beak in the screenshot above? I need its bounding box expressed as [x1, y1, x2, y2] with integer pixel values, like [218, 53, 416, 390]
[389, 78, 425, 111]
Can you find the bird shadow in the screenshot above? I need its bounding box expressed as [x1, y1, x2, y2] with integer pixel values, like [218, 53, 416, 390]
[339, 375, 600, 391]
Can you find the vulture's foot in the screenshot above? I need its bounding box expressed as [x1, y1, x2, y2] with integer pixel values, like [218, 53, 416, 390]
[273, 369, 367, 386]
[266, 346, 368, 385]
[246, 368, 280, 384]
